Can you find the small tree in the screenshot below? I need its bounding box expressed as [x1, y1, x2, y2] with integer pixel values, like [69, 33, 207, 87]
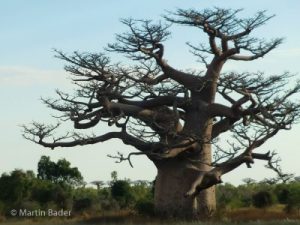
[243, 178, 256, 185]
[91, 180, 105, 192]
[285, 183, 300, 215]
[37, 156, 84, 186]
[0, 170, 32, 207]
[111, 180, 134, 208]
[111, 171, 118, 183]
[22, 8, 300, 218]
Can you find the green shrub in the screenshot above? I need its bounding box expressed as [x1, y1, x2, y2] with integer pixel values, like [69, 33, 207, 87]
[73, 187, 98, 200]
[31, 180, 56, 204]
[0, 201, 4, 216]
[73, 198, 92, 212]
[285, 183, 300, 215]
[135, 199, 154, 216]
[100, 199, 120, 211]
[216, 183, 245, 209]
[131, 181, 153, 202]
[19, 201, 41, 211]
[252, 190, 274, 208]
[111, 180, 134, 208]
[45, 201, 59, 211]
[274, 184, 290, 204]
[73, 187, 100, 212]
[0, 170, 32, 205]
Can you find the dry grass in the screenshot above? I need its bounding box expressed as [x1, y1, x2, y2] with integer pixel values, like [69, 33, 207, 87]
[1, 219, 300, 225]
[0, 207, 300, 225]
[224, 206, 299, 221]
[0, 218, 75, 225]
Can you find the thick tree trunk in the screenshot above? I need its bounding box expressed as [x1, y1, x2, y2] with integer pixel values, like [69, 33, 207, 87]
[154, 144, 216, 219]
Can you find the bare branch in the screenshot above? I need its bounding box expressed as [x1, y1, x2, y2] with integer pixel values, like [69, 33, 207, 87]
[107, 151, 146, 168]
[229, 38, 283, 61]
[265, 151, 294, 183]
[166, 8, 282, 62]
[21, 122, 159, 152]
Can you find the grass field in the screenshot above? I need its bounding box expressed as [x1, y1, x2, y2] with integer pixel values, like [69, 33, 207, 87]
[1, 207, 299, 225]
[1, 219, 300, 225]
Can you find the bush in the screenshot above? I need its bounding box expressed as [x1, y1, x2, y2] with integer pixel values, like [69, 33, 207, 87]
[252, 191, 274, 208]
[275, 184, 290, 204]
[31, 180, 56, 204]
[19, 201, 41, 211]
[216, 183, 245, 209]
[0, 170, 31, 205]
[135, 199, 154, 216]
[73, 187, 100, 213]
[31, 180, 72, 209]
[73, 198, 93, 212]
[0, 201, 4, 216]
[45, 201, 59, 211]
[285, 183, 300, 215]
[131, 181, 152, 202]
[100, 199, 120, 211]
[111, 180, 134, 208]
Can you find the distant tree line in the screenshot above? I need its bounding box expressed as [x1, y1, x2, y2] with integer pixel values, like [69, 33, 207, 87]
[217, 178, 300, 215]
[0, 156, 300, 218]
[0, 156, 154, 217]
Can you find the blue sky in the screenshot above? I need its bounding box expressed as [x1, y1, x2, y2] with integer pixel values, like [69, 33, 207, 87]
[0, 0, 300, 185]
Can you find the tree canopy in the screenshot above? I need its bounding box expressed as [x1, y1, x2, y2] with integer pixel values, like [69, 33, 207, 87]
[37, 155, 84, 186]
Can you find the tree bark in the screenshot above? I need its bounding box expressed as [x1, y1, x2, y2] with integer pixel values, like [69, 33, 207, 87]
[154, 144, 216, 219]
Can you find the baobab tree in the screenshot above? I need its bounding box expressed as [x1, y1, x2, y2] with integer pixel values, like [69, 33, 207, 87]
[22, 8, 300, 218]
[90, 180, 105, 191]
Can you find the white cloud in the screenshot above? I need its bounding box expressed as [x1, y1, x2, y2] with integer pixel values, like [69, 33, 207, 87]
[0, 66, 69, 87]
